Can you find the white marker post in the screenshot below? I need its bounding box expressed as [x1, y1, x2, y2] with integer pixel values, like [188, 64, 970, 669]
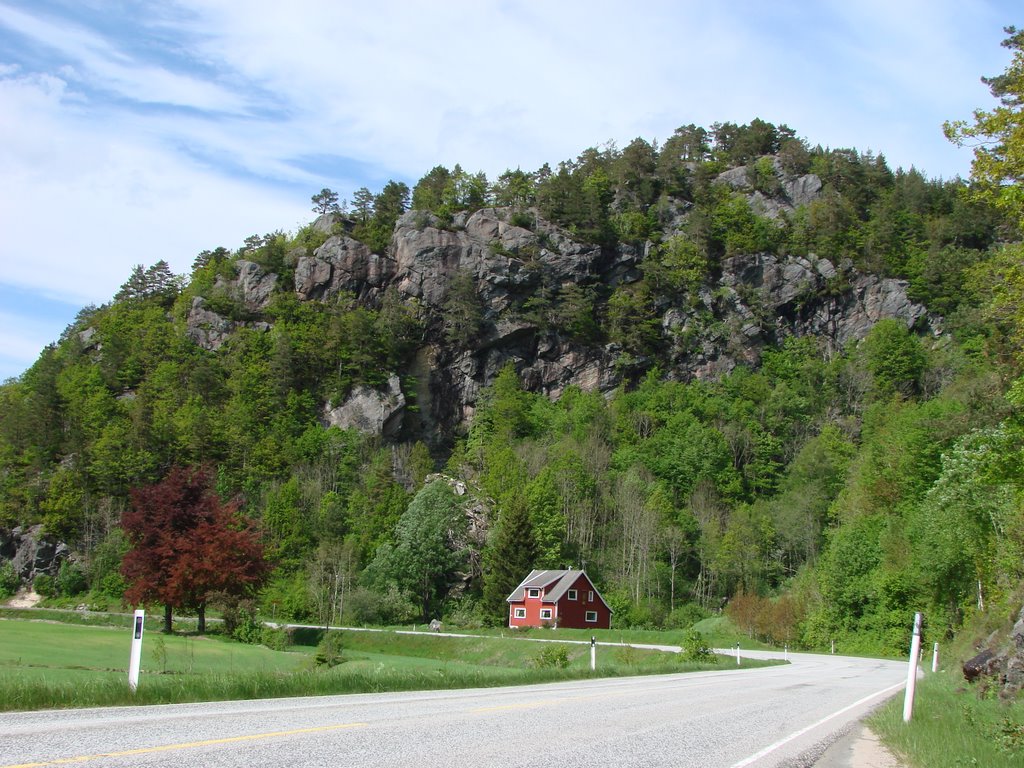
[932, 642, 939, 673]
[590, 636, 596, 671]
[831, 639, 835, 655]
[784, 644, 789, 662]
[902, 612, 922, 722]
[128, 609, 145, 692]
[735, 643, 741, 666]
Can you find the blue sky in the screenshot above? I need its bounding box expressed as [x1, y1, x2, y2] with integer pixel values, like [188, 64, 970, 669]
[0, 0, 1017, 381]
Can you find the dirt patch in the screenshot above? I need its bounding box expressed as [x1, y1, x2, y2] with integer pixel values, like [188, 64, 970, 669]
[4, 590, 42, 609]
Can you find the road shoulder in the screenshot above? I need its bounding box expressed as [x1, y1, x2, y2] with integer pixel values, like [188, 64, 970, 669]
[813, 722, 904, 768]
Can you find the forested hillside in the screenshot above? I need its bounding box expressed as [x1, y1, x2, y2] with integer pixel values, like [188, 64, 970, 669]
[3, 30, 1024, 658]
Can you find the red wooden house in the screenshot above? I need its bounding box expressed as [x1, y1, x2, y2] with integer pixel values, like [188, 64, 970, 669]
[506, 569, 612, 629]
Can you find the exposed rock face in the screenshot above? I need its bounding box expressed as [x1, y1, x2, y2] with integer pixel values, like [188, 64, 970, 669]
[716, 161, 822, 220]
[0, 525, 69, 584]
[220, 260, 277, 311]
[296, 236, 391, 302]
[197, 197, 936, 442]
[323, 374, 405, 437]
[964, 603, 1024, 699]
[186, 297, 235, 351]
[185, 297, 271, 352]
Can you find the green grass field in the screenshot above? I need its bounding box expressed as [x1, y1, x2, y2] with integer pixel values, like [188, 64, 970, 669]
[0, 614, 776, 711]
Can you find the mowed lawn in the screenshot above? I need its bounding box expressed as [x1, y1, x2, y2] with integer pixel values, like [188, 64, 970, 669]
[0, 618, 307, 685]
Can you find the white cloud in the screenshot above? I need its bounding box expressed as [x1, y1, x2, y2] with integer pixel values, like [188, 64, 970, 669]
[0, 0, 1016, 380]
[0, 66, 309, 306]
[0, 3, 251, 112]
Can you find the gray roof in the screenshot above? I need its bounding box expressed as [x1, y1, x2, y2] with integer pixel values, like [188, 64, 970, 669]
[506, 569, 612, 611]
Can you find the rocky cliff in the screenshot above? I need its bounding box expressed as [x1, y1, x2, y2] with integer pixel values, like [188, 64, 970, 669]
[186, 177, 936, 445]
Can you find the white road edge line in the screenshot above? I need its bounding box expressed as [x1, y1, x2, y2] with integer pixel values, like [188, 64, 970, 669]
[728, 681, 905, 768]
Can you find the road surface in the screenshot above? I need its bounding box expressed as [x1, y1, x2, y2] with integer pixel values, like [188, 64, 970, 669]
[0, 651, 905, 768]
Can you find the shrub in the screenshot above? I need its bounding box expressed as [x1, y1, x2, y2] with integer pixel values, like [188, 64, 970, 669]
[231, 604, 264, 645]
[0, 561, 19, 599]
[666, 603, 711, 629]
[533, 644, 570, 669]
[680, 630, 717, 663]
[509, 210, 534, 230]
[56, 561, 87, 597]
[261, 626, 291, 651]
[315, 630, 344, 667]
[33, 574, 56, 597]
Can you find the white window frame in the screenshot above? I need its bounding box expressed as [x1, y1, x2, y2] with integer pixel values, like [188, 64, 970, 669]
[527, 588, 540, 598]
[588, 590, 594, 602]
[567, 589, 577, 601]
[585, 611, 598, 623]
[513, 607, 526, 619]
[539, 608, 553, 621]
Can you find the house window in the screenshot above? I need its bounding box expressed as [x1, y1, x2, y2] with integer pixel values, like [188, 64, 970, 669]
[527, 588, 540, 598]
[585, 611, 598, 623]
[588, 590, 594, 602]
[567, 589, 577, 601]
[540, 608, 553, 620]
[513, 607, 526, 619]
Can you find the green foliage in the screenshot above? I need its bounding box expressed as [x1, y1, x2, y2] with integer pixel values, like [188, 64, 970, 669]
[944, 26, 1024, 228]
[0, 561, 19, 599]
[311, 188, 340, 215]
[861, 319, 926, 399]
[679, 629, 717, 662]
[482, 496, 538, 622]
[532, 644, 570, 669]
[55, 561, 87, 597]
[364, 481, 467, 621]
[33, 574, 55, 598]
[231, 605, 265, 645]
[643, 235, 708, 298]
[442, 271, 485, 346]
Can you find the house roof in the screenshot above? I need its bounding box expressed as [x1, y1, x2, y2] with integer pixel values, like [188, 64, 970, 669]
[506, 569, 612, 611]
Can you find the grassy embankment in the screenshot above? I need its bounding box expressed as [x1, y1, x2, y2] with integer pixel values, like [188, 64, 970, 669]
[870, 673, 1024, 768]
[869, 603, 1024, 768]
[0, 609, 780, 712]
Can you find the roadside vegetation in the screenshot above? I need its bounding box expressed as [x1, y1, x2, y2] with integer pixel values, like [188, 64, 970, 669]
[870, 673, 1024, 768]
[0, 614, 778, 712]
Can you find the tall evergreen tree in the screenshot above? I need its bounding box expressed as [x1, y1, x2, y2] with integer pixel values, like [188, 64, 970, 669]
[482, 496, 538, 623]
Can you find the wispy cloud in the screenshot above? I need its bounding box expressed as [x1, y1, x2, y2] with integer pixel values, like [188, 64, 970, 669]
[0, 0, 1015, 379]
[0, 2, 251, 112]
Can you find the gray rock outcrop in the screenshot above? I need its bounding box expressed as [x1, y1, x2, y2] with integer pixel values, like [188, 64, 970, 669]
[323, 374, 405, 437]
[964, 602, 1024, 699]
[192, 188, 936, 442]
[1, 525, 69, 584]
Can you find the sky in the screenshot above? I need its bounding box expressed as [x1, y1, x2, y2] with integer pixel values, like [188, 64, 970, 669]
[0, 0, 1018, 381]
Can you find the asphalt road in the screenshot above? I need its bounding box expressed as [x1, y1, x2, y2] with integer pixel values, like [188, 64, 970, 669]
[0, 651, 906, 768]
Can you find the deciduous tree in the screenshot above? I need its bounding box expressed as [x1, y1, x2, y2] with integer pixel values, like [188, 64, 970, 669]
[121, 465, 269, 633]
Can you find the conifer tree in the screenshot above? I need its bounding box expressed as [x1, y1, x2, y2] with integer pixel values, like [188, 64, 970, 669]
[482, 496, 538, 623]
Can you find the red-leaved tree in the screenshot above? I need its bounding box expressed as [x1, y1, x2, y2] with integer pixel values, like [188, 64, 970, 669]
[121, 465, 269, 633]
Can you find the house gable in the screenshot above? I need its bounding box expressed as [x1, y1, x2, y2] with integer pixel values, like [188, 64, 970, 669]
[506, 568, 612, 629]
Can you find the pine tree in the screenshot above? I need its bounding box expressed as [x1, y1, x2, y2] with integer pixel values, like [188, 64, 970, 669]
[482, 496, 538, 623]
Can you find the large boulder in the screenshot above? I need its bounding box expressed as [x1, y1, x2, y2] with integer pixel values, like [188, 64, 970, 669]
[1, 525, 68, 584]
[296, 236, 392, 302]
[233, 261, 277, 310]
[323, 374, 406, 437]
[962, 602, 1024, 699]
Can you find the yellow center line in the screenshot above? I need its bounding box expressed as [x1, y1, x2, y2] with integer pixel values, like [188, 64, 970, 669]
[2, 722, 368, 768]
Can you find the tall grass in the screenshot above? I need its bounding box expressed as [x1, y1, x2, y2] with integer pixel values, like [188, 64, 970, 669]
[0, 660, 746, 713]
[870, 673, 1024, 768]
